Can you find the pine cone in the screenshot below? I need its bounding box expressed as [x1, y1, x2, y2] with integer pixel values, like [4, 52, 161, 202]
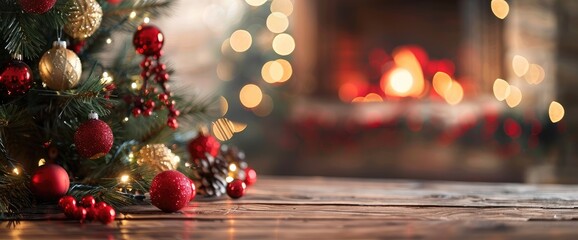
[220, 144, 248, 180]
[190, 153, 228, 197]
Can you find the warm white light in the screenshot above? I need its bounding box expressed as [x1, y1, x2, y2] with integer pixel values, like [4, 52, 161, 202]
[240, 84, 263, 108]
[38, 159, 46, 166]
[230, 30, 252, 53]
[267, 12, 289, 33]
[143, 17, 150, 24]
[491, 0, 509, 19]
[120, 175, 130, 183]
[512, 55, 529, 77]
[226, 176, 234, 183]
[12, 168, 20, 175]
[106, 38, 112, 44]
[101, 71, 113, 84]
[275, 59, 292, 82]
[219, 96, 229, 117]
[432, 72, 453, 97]
[131, 82, 138, 89]
[505, 86, 522, 108]
[493, 78, 510, 101]
[129, 11, 137, 19]
[525, 64, 545, 84]
[389, 68, 413, 94]
[123, 117, 129, 122]
[245, 0, 267, 7]
[549, 101, 565, 123]
[229, 164, 237, 172]
[272, 33, 295, 56]
[444, 81, 464, 105]
[271, 0, 294, 16]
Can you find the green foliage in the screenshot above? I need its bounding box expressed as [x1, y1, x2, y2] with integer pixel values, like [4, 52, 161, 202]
[0, 0, 218, 218]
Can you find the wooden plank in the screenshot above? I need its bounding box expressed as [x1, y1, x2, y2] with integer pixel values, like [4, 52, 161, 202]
[4, 176, 578, 239]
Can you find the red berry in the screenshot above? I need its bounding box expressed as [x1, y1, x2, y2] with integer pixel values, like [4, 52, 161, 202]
[97, 206, 116, 224]
[80, 195, 96, 208]
[86, 207, 97, 221]
[169, 109, 180, 117]
[143, 108, 153, 117]
[73, 206, 87, 221]
[132, 108, 142, 117]
[145, 100, 155, 109]
[58, 196, 76, 210]
[94, 202, 108, 209]
[105, 83, 116, 91]
[158, 93, 168, 102]
[64, 204, 77, 219]
[226, 179, 246, 199]
[167, 118, 178, 129]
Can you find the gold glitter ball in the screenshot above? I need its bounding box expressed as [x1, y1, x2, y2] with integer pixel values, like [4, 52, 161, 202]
[64, 0, 103, 39]
[39, 41, 82, 90]
[134, 144, 180, 173]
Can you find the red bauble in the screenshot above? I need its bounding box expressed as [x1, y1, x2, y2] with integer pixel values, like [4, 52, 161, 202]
[97, 206, 116, 224]
[133, 25, 164, 56]
[188, 178, 196, 201]
[244, 167, 257, 186]
[64, 204, 76, 219]
[80, 195, 96, 208]
[187, 133, 220, 159]
[226, 179, 246, 199]
[0, 59, 33, 97]
[58, 195, 76, 210]
[18, 0, 56, 14]
[107, 0, 123, 5]
[74, 113, 114, 159]
[150, 170, 192, 212]
[73, 206, 87, 221]
[30, 164, 70, 201]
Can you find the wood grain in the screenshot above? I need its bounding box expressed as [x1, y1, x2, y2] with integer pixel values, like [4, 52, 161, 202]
[4, 176, 578, 239]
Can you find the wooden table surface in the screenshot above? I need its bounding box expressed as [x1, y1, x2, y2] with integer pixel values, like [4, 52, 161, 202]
[4, 176, 578, 239]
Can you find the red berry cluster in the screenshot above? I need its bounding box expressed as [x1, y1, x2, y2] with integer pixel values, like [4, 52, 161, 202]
[58, 195, 116, 224]
[131, 24, 179, 129]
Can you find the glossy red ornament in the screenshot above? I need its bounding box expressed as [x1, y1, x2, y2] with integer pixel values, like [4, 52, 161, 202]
[97, 206, 116, 224]
[74, 112, 114, 159]
[226, 179, 246, 199]
[18, 0, 56, 14]
[107, 0, 123, 5]
[80, 195, 96, 208]
[0, 59, 33, 96]
[133, 25, 164, 56]
[64, 204, 76, 219]
[188, 178, 196, 201]
[150, 170, 192, 213]
[244, 167, 257, 186]
[30, 164, 70, 201]
[58, 196, 76, 210]
[73, 206, 87, 221]
[187, 133, 220, 159]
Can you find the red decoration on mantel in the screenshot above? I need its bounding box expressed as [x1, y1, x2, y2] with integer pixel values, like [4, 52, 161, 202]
[30, 164, 70, 201]
[132, 24, 180, 129]
[187, 133, 221, 160]
[226, 179, 246, 199]
[97, 206, 116, 224]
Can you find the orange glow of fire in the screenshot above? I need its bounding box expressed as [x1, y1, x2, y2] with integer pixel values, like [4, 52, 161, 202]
[380, 47, 425, 98]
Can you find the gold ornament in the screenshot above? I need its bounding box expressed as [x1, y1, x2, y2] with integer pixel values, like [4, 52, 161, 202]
[134, 144, 180, 173]
[39, 41, 82, 90]
[64, 0, 103, 39]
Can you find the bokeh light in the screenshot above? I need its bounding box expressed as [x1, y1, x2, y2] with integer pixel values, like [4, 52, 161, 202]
[240, 84, 263, 108]
[339, 83, 359, 102]
[388, 68, 413, 95]
[272, 33, 295, 56]
[229, 30, 252, 52]
[512, 55, 529, 77]
[245, 0, 267, 7]
[275, 59, 292, 82]
[549, 101, 565, 123]
[219, 96, 229, 116]
[491, 0, 509, 19]
[505, 85, 522, 108]
[217, 61, 233, 81]
[444, 81, 463, 105]
[267, 12, 289, 33]
[271, 0, 294, 16]
[493, 78, 510, 101]
[525, 64, 545, 84]
[364, 93, 383, 102]
[253, 94, 274, 117]
[432, 72, 453, 97]
[212, 118, 236, 141]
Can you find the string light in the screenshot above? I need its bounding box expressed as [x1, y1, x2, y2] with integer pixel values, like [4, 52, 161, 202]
[512, 55, 529, 77]
[143, 17, 150, 24]
[245, 0, 267, 7]
[129, 11, 137, 19]
[493, 78, 510, 101]
[38, 159, 46, 166]
[219, 96, 229, 116]
[491, 0, 509, 19]
[225, 176, 234, 183]
[239, 84, 263, 108]
[272, 33, 295, 56]
[266, 12, 289, 33]
[12, 167, 20, 175]
[229, 30, 252, 53]
[101, 71, 113, 84]
[120, 174, 130, 183]
[549, 101, 565, 123]
[229, 163, 237, 172]
[505, 86, 522, 108]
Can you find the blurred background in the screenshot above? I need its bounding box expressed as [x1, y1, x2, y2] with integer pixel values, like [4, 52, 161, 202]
[155, 0, 578, 183]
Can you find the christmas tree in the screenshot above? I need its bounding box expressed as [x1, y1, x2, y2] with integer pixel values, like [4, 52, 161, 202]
[0, 0, 254, 219]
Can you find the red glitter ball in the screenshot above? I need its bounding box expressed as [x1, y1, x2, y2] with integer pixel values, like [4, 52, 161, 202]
[133, 25, 164, 56]
[150, 170, 192, 213]
[18, 0, 56, 14]
[0, 59, 33, 96]
[74, 119, 114, 159]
